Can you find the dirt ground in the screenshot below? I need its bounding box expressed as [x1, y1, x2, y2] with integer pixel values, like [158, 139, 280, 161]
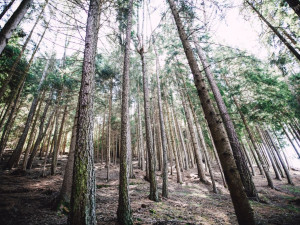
[0, 154, 300, 225]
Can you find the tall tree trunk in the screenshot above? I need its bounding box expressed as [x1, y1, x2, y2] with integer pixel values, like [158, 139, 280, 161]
[106, 81, 113, 181]
[139, 48, 158, 201]
[246, 0, 300, 61]
[69, 1, 101, 224]
[6, 57, 51, 170]
[0, 0, 33, 54]
[0, 0, 16, 20]
[167, 1, 255, 224]
[117, 0, 134, 224]
[153, 41, 168, 197]
[193, 38, 257, 199]
[285, 0, 300, 18]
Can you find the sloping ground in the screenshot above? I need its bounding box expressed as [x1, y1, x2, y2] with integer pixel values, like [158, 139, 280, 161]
[0, 156, 300, 225]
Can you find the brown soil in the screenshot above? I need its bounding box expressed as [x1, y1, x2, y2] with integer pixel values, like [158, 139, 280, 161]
[0, 155, 300, 225]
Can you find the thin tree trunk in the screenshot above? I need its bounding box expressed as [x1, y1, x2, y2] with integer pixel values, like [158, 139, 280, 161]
[246, 0, 300, 61]
[0, 0, 33, 54]
[282, 124, 300, 158]
[106, 81, 113, 181]
[0, 0, 16, 20]
[116, 0, 134, 224]
[138, 47, 158, 201]
[167, 1, 255, 224]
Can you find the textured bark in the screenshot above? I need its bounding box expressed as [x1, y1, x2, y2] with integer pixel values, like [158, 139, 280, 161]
[193, 39, 257, 199]
[51, 104, 67, 175]
[246, 0, 300, 61]
[0, 0, 33, 54]
[285, 0, 300, 18]
[0, 0, 47, 98]
[139, 48, 158, 201]
[167, 1, 255, 224]
[69, 1, 101, 224]
[0, 0, 16, 20]
[6, 59, 51, 169]
[116, 0, 134, 224]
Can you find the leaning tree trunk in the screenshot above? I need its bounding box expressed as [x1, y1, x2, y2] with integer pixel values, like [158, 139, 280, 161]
[167, 1, 255, 224]
[0, 0, 16, 20]
[116, 0, 134, 224]
[0, 0, 47, 97]
[193, 37, 257, 199]
[285, 0, 300, 18]
[223, 75, 273, 188]
[68, 1, 101, 224]
[0, 0, 33, 54]
[246, 0, 300, 61]
[6, 56, 51, 169]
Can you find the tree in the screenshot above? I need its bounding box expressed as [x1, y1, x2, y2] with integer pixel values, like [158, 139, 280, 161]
[117, 0, 134, 224]
[285, 0, 300, 17]
[68, 0, 101, 224]
[167, 0, 255, 224]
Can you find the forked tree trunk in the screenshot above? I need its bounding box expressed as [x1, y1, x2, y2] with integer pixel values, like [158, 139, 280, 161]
[69, 1, 101, 224]
[0, 0, 33, 54]
[117, 0, 134, 224]
[167, 1, 255, 224]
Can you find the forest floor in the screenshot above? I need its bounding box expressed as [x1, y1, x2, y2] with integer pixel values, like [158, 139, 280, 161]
[0, 154, 300, 225]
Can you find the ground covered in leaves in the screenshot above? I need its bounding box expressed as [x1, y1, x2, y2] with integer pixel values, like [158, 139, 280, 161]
[0, 155, 300, 225]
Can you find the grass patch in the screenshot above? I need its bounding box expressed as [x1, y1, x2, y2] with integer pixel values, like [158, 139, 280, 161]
[96, 184, 111, 189]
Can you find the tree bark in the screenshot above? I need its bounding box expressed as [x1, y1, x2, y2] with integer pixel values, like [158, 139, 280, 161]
[139, 47, 158, 201]
[285, 0, 300, 18]
[193, 38, 257, 199]
[0, 0, 33, 55]
[117, 0, 134, 224]
[106, 81, 113, 181]
[69, 1, 101, 224]
[167, 1, 255, 224]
